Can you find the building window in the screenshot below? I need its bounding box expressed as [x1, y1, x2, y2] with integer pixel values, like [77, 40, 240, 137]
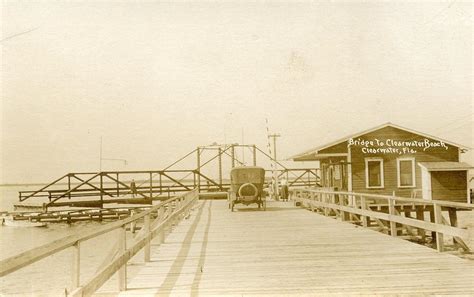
[365, 158, 384, 188]
[397, 158, 416, 188]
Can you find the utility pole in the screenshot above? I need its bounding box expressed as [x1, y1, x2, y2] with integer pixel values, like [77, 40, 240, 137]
[100, 136, 103, 172]
[268, 133, 281, 200]
[100, 136, 127, 171]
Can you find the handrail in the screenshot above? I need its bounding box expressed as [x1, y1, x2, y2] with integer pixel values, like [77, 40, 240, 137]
[290, 188, 473, 253]
[0, 189, 198, 288]
[296, 188, 474, 209]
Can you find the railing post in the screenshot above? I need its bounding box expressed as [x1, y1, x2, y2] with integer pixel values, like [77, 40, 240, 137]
[130, 210, 136, 233]
[253, 145, 257, 166]
[324, 193, 329, 216]
[144, 214, 151, 262]
[99, 173, 104, 207]
[197, 147, 201, 192]
[149, 172, 153, 199]
[118, 225, 127, 291]
[218, 148, 222, 190]
[159, 173, 163, 195]
[68, 175, 72, 200]
[360, 196, 368, 227]
[339, 194, 345, 221]
[331, 194, 337, 218]
[388, 198, 397, 237]
[415, 206, 426, 242]
[71, 241, 80, 291]
[433, 203, 444, 252]
[158, 207, 166, 244]
[231, 145, 235, 168]
[309, 192, 314, 212]
[116, 173, 120, 197]
[317, 192, 322, 213]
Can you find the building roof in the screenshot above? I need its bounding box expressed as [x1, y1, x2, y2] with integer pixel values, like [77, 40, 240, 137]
[290, 122, 470, 161]
[418, 162, 473, 171]
[293, 153, 348, 161]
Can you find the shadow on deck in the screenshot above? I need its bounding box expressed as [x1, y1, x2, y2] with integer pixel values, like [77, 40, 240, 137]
[96, 200, 474, 296]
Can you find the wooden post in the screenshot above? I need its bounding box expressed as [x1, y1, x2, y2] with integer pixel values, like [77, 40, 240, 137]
[68, 175, 71, 200]
[388, 198, 397, 237]
[309, 192, 314, 212]
[448, 208, 461, 247]
[252, 145, 257, 166]
[159, 173, 163, 195]
[360, 196, 368, 227]
[324, 193, 329, 216]
[158, 207, 165, 244]
[130, 210, 136, 233]
[433, 204, 444, 252]
[448, 208, 458, 227]
[116, 173, 120, 197]
[231, 145, 235, 168]
[100, 173, 104, 208]
[118, 226, 127, 291]
[197, 148, 201, 192]
[71, 241, 80, 291]
[416, 206, 426, 242]
[144, 214, 151, 262]
[430, 209, 436, 240]
[149, 172, 153, 200]
[218, 148, 222, 190]
[339, 194, 345, 221]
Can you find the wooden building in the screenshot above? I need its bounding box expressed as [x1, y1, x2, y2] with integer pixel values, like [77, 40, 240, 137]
[291, 123, 472, 203]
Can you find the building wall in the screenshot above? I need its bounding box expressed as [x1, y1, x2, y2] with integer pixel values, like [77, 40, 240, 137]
[320, 158, 347, 190]
[349, 126, 459, 197]
[431, 171, 467, 202]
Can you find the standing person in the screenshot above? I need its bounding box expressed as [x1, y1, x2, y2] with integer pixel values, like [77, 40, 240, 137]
[280, 178, 289, 201]
[267, 181, 274, 200]
[130, 179, 137, 198]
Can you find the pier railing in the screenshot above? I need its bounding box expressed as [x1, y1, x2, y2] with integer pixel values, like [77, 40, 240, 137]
[290, 188, 474, 252]
[0, 189, 199, 296]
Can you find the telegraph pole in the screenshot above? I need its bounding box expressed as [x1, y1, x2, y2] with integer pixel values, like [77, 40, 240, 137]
[100, 136, 127, 171]
[268, 133, 281, 200]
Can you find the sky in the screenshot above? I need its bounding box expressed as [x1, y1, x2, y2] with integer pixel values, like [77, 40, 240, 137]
[0, 1, 472, 184]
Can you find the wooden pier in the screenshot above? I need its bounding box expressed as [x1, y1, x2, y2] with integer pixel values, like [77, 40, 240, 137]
[95, 199, 474, 296]
[2, 189, 474, 296]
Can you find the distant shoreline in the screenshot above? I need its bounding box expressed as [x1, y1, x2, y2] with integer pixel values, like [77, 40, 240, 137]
[0, 183, 49, 187]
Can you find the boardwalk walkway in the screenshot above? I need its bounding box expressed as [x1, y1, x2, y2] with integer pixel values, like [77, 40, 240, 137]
[100, 200, 474, 296]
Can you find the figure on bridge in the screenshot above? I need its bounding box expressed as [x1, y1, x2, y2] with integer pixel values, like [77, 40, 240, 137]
[280, 178, 289, 201]
[130, 179, 137, 197]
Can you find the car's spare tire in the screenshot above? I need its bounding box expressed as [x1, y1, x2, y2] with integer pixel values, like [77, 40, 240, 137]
[238, 183, 258, 202]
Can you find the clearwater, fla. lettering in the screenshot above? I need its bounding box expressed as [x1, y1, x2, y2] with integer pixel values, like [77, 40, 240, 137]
[362, 147, 416, 155]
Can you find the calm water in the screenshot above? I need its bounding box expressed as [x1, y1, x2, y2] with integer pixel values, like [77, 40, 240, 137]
[0, 185, 142, 296]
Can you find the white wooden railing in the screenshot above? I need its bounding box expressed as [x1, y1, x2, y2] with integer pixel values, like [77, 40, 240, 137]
[290, 188, 473, 252]
[0, 189, 199, 296]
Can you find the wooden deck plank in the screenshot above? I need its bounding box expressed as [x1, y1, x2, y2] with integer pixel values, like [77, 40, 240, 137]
[96, 200, 474, 296]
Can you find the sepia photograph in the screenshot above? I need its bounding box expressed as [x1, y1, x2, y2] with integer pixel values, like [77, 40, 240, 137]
[1, 1, 473, 296]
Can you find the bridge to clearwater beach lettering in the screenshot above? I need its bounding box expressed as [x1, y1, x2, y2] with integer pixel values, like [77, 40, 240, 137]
[1, 189, 474, 296]
[348, 137, 449, 155]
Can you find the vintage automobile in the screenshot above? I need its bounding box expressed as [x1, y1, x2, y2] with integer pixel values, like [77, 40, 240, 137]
[228, 166, 266, 211]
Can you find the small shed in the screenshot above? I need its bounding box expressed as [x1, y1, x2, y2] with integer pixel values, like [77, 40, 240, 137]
[291, 122, 472, 203]
[418, 162, 472, 202]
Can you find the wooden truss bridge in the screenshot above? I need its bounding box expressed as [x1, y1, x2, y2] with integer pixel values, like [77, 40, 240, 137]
[15, 144, 320, 212]
[1, 189, 474, 296]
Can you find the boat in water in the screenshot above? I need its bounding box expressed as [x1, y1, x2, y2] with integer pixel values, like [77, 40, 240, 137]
[1, 217, 47, 227]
